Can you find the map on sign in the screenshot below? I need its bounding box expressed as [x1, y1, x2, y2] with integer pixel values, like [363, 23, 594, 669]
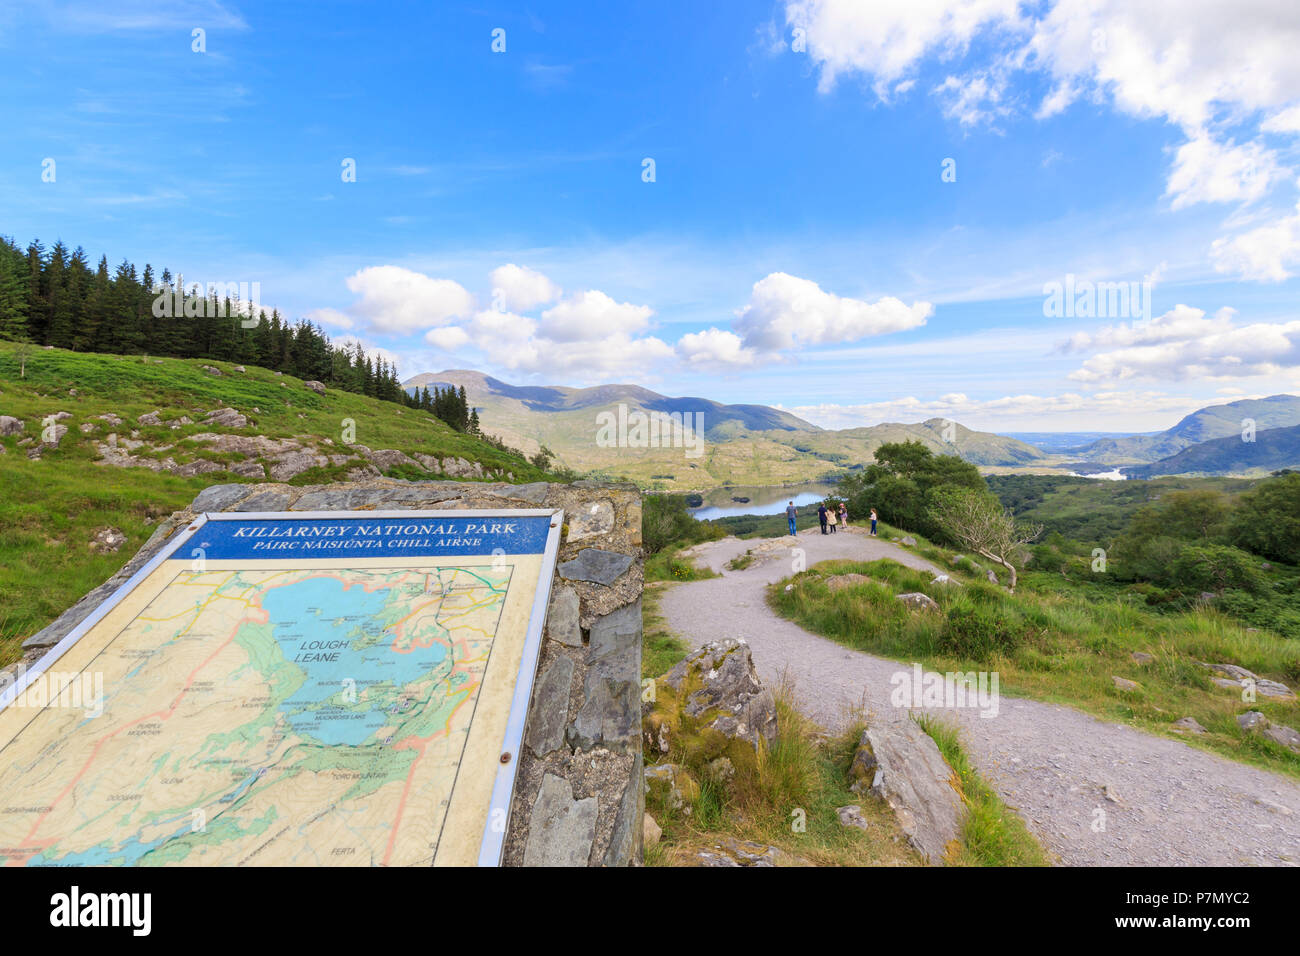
[0, 509, 562, 867]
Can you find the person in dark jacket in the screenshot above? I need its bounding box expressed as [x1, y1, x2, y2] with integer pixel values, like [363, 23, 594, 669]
[817, 503, 828, 534]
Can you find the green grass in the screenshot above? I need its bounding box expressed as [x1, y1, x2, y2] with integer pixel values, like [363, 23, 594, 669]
[915, 714, 1052, 866]
[644, 542, 720, 583]
[646, 691, 924, 867]
[641, 584, 691, 680]
[769, 549, 1300, 779]
[0, 342, 552, 665]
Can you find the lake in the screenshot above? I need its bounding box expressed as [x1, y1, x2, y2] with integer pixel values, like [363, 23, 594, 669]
[687, 482, 840, 521]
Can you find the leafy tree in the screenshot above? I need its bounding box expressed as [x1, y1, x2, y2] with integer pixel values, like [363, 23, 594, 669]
[1228, 472, 1300, 564]
[930, 486, 1043, 592]
[838, 440, 985, 540]
[1167, 545, 1262, 594]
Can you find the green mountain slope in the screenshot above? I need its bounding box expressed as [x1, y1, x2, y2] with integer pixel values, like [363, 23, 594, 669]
[404, 369, 1051, 487]
[1124, 423, 1300, 478]
[1076, 394, 1300, 464]
[0, 343, 544, 665]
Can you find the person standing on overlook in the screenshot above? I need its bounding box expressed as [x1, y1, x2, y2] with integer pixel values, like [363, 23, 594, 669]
[838, 502, 848, 527]
[786, 500, 798, 536]
[817, 503, 828, 534]
[869, 508, 878, 536]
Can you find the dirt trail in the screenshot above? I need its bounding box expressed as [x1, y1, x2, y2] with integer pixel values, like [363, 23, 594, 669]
[658, 527, 1300, 865]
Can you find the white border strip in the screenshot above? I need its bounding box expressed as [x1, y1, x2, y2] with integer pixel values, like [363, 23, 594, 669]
[477, 508, 565, 866]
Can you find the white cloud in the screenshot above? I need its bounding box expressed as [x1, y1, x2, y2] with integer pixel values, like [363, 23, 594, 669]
[488, 263, 561, 312]
[424, 326, 471, 351]
[342, 265, 475, 334]
[783, 0, 1024, 97]
[735, 272, 931, 352]
[676, 328, 762, 369]
[782, 389, 1200, 431]
[784, 0, 1300, 217]
[1164, 131, 1278, 209]
[1067, 308, 1300, 382]
[539, 289, 653, 342]
[305, 307, 355, 331]
[1211, 200, 1300, 281]
[1061, 304, 1236, 352]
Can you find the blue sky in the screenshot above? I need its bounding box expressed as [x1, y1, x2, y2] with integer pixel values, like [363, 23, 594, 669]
[3, 0, 1300, 431]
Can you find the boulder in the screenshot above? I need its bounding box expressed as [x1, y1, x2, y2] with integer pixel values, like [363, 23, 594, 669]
[836, 805, 871, 831]
[897, 592, 940, 612]
[1171, 716, 1207, 735]
[1238, 711, 1300, 753]
[642, 814, 662, 847]
[1111, 676, 1141, 693]
[692, 836, 809, 867]
[1256, 679, 1297, 701]
[137, 411, 162, 425]
[269, 450, 328, 482]
[0, 416, 23, 436]
[303, 380, 326, 395]
[200, 365, 222, 376]
[203, 407, 248, 429]
[643, 764, 699, 814]
[658, 638, 778, 753]
[900, 536, 917, 546]
[368, 449, 419, 471]
[854, 718, 963, 865]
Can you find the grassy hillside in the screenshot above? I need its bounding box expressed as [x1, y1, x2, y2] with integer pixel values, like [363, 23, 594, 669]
[1076, 394, 1300, 464]
[0, 342, 545, 666]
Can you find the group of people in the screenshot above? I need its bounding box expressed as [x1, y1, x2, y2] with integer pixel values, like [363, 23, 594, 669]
[784, 501, 878, 536]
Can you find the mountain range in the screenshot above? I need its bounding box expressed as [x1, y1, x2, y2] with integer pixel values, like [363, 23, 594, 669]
[403, 371, 1300, 487]
[1071, 395, 1300, 464]
[403, 370, 1049, 488]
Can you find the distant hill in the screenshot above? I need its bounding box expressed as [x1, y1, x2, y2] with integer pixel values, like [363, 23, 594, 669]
[403, 369, 1052, 488]
[1123, 423, 1300, 478]
[1074, 395, 1300, 464]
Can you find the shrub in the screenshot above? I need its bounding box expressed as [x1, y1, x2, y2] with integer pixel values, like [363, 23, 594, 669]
[1168, 545, 1263, 594]
[940, 604, 1025, 660]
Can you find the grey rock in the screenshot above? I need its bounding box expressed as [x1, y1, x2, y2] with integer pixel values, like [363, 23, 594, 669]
[986, 569, 999, 584]
[89, 527, 127, 554]
[303, 380, 326, 394]
[900, 536, 917, 546]
[229, 461, 266, 478]
[897, 592, 940, 611]
[172, 459, 224, 477]
[642, 813, 662, 847]
[1112, 676, 1141, 692]
[836, 805, 870, 830]
[544, 586, 582, 647]
[1212, 677, 1246, 690]
[864, 716, 963, 864]
[203, 407, 248, 429]
[566, 500, 615, 542]
[1238, 711, 1300, 753]
[558, 548, 634, 585]
[269, 450, 327, 482]
[200, 365, 222, 376]
[1256, 679, 1297, 700]
[603, 756, 644, 867]
[1209, 663, 1258, 681]
[232, 489, 295, 512]
[137, 411, 162, 425]
[0, 415, 24, 436]
[97, 413, 123, 427]
[522, 774, 598, 867]
[509, 482, 550, 505]
[1171, 716, 1208, 735]
[1131, 652, 1155, 664]
[662, 638, 777, 750]
[192, 483, 252, 513]
[524, 655, 575, 758]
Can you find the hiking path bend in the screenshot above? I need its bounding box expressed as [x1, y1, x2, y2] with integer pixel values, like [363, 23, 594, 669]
[657, 527, 1300, 866]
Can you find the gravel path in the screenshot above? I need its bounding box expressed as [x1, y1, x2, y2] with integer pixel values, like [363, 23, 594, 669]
[659, 527, 1300, 866]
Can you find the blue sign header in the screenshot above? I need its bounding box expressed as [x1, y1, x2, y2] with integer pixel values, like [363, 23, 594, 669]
[188, 514, 554, 560]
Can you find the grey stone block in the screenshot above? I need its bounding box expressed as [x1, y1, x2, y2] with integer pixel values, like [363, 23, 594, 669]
[232, 489, 295, 512]
[558, 548, 633, 585]
[603, 752, 644, 866]
[544, 586, 582, 647]
[525, 655, 575, 758]
[523, 774, 598, 867]
[192, 483, 252, 513]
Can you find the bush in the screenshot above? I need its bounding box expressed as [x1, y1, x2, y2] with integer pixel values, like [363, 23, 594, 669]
[642, 494, 724, 555]
[940, 604, 1025, 660]
[1168, 545, 1263, 594]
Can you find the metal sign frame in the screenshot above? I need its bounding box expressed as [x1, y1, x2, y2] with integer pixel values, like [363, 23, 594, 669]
[1, 507, 566, 867]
